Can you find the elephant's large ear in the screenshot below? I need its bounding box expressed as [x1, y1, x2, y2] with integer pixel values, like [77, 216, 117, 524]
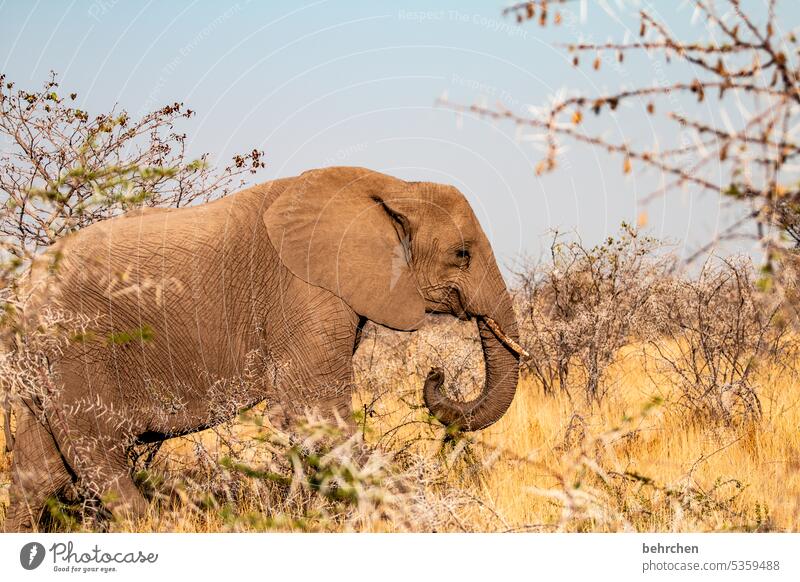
[264, 167, 425, 331]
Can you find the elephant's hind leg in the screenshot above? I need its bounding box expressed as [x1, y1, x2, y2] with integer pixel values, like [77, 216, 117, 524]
[99, 475, 150, 528]
[4, 406, 71, 532]
[73, 443, 150, 529]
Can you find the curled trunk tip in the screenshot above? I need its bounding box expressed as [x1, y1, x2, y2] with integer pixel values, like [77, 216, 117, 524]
[423, 315, 521, 432]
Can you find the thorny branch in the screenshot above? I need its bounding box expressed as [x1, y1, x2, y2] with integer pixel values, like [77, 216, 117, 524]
[441, 0, 800, 265]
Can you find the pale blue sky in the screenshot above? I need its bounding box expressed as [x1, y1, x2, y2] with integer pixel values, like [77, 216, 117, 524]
[2, 0, 797, 274]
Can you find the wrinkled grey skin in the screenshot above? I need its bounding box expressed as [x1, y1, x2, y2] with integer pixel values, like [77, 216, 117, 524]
[3, 167, 520, 531]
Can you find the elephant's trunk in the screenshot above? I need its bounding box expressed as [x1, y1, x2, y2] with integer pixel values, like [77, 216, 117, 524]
[423, 289, 521, 432]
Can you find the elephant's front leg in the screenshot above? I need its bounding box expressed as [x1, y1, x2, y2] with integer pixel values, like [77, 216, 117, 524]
[266, 295, 361, 432]
[270, 356, 357, 432]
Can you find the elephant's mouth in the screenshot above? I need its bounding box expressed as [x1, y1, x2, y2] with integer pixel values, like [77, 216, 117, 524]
[422, 287, 528, 358]
[425, 308, 527, 358]
[424, 286, 470, 320]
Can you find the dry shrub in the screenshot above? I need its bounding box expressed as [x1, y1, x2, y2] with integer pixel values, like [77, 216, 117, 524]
[646, 257, 792, 427]
[0, 72, 263, 264]
[516, 225, 672, 403]
[514, 225, 799, 429]
[137, 414, 426, 532]
[120, 410, 496, 533]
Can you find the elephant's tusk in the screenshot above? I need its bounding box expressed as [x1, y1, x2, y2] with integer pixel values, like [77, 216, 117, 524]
[483, 317, 530, 359]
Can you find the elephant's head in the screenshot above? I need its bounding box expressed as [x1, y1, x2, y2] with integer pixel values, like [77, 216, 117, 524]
[264, 167, 527, 431]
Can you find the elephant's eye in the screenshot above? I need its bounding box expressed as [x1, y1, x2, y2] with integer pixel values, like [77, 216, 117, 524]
[455, 248, 471, 264]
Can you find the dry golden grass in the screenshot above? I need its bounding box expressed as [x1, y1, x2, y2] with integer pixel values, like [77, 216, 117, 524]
[1, 330, 799, 533]
[467, 351, 800, 532]
[348, 339, 799, 532]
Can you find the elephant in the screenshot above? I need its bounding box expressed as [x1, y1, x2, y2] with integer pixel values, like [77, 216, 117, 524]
[2, 166, 525, 531]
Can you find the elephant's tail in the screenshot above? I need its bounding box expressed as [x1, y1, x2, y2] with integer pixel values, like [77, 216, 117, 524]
[1, 254, 54, 454]
[1, 318, 14, 452]
[2, 330, 18, 453]
[2, 395, 13, 453]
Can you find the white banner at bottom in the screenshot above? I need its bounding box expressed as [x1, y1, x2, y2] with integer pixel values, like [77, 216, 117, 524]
[1, 533, 797, 581]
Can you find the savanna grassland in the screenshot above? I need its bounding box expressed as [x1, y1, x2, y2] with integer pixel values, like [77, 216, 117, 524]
[2, 232, 798, 533]
[1, 328, 797, 532]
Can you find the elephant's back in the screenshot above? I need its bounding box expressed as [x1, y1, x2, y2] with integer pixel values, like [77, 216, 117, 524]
[26, 180, 287, 368]
[47, 179, 288, 286]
